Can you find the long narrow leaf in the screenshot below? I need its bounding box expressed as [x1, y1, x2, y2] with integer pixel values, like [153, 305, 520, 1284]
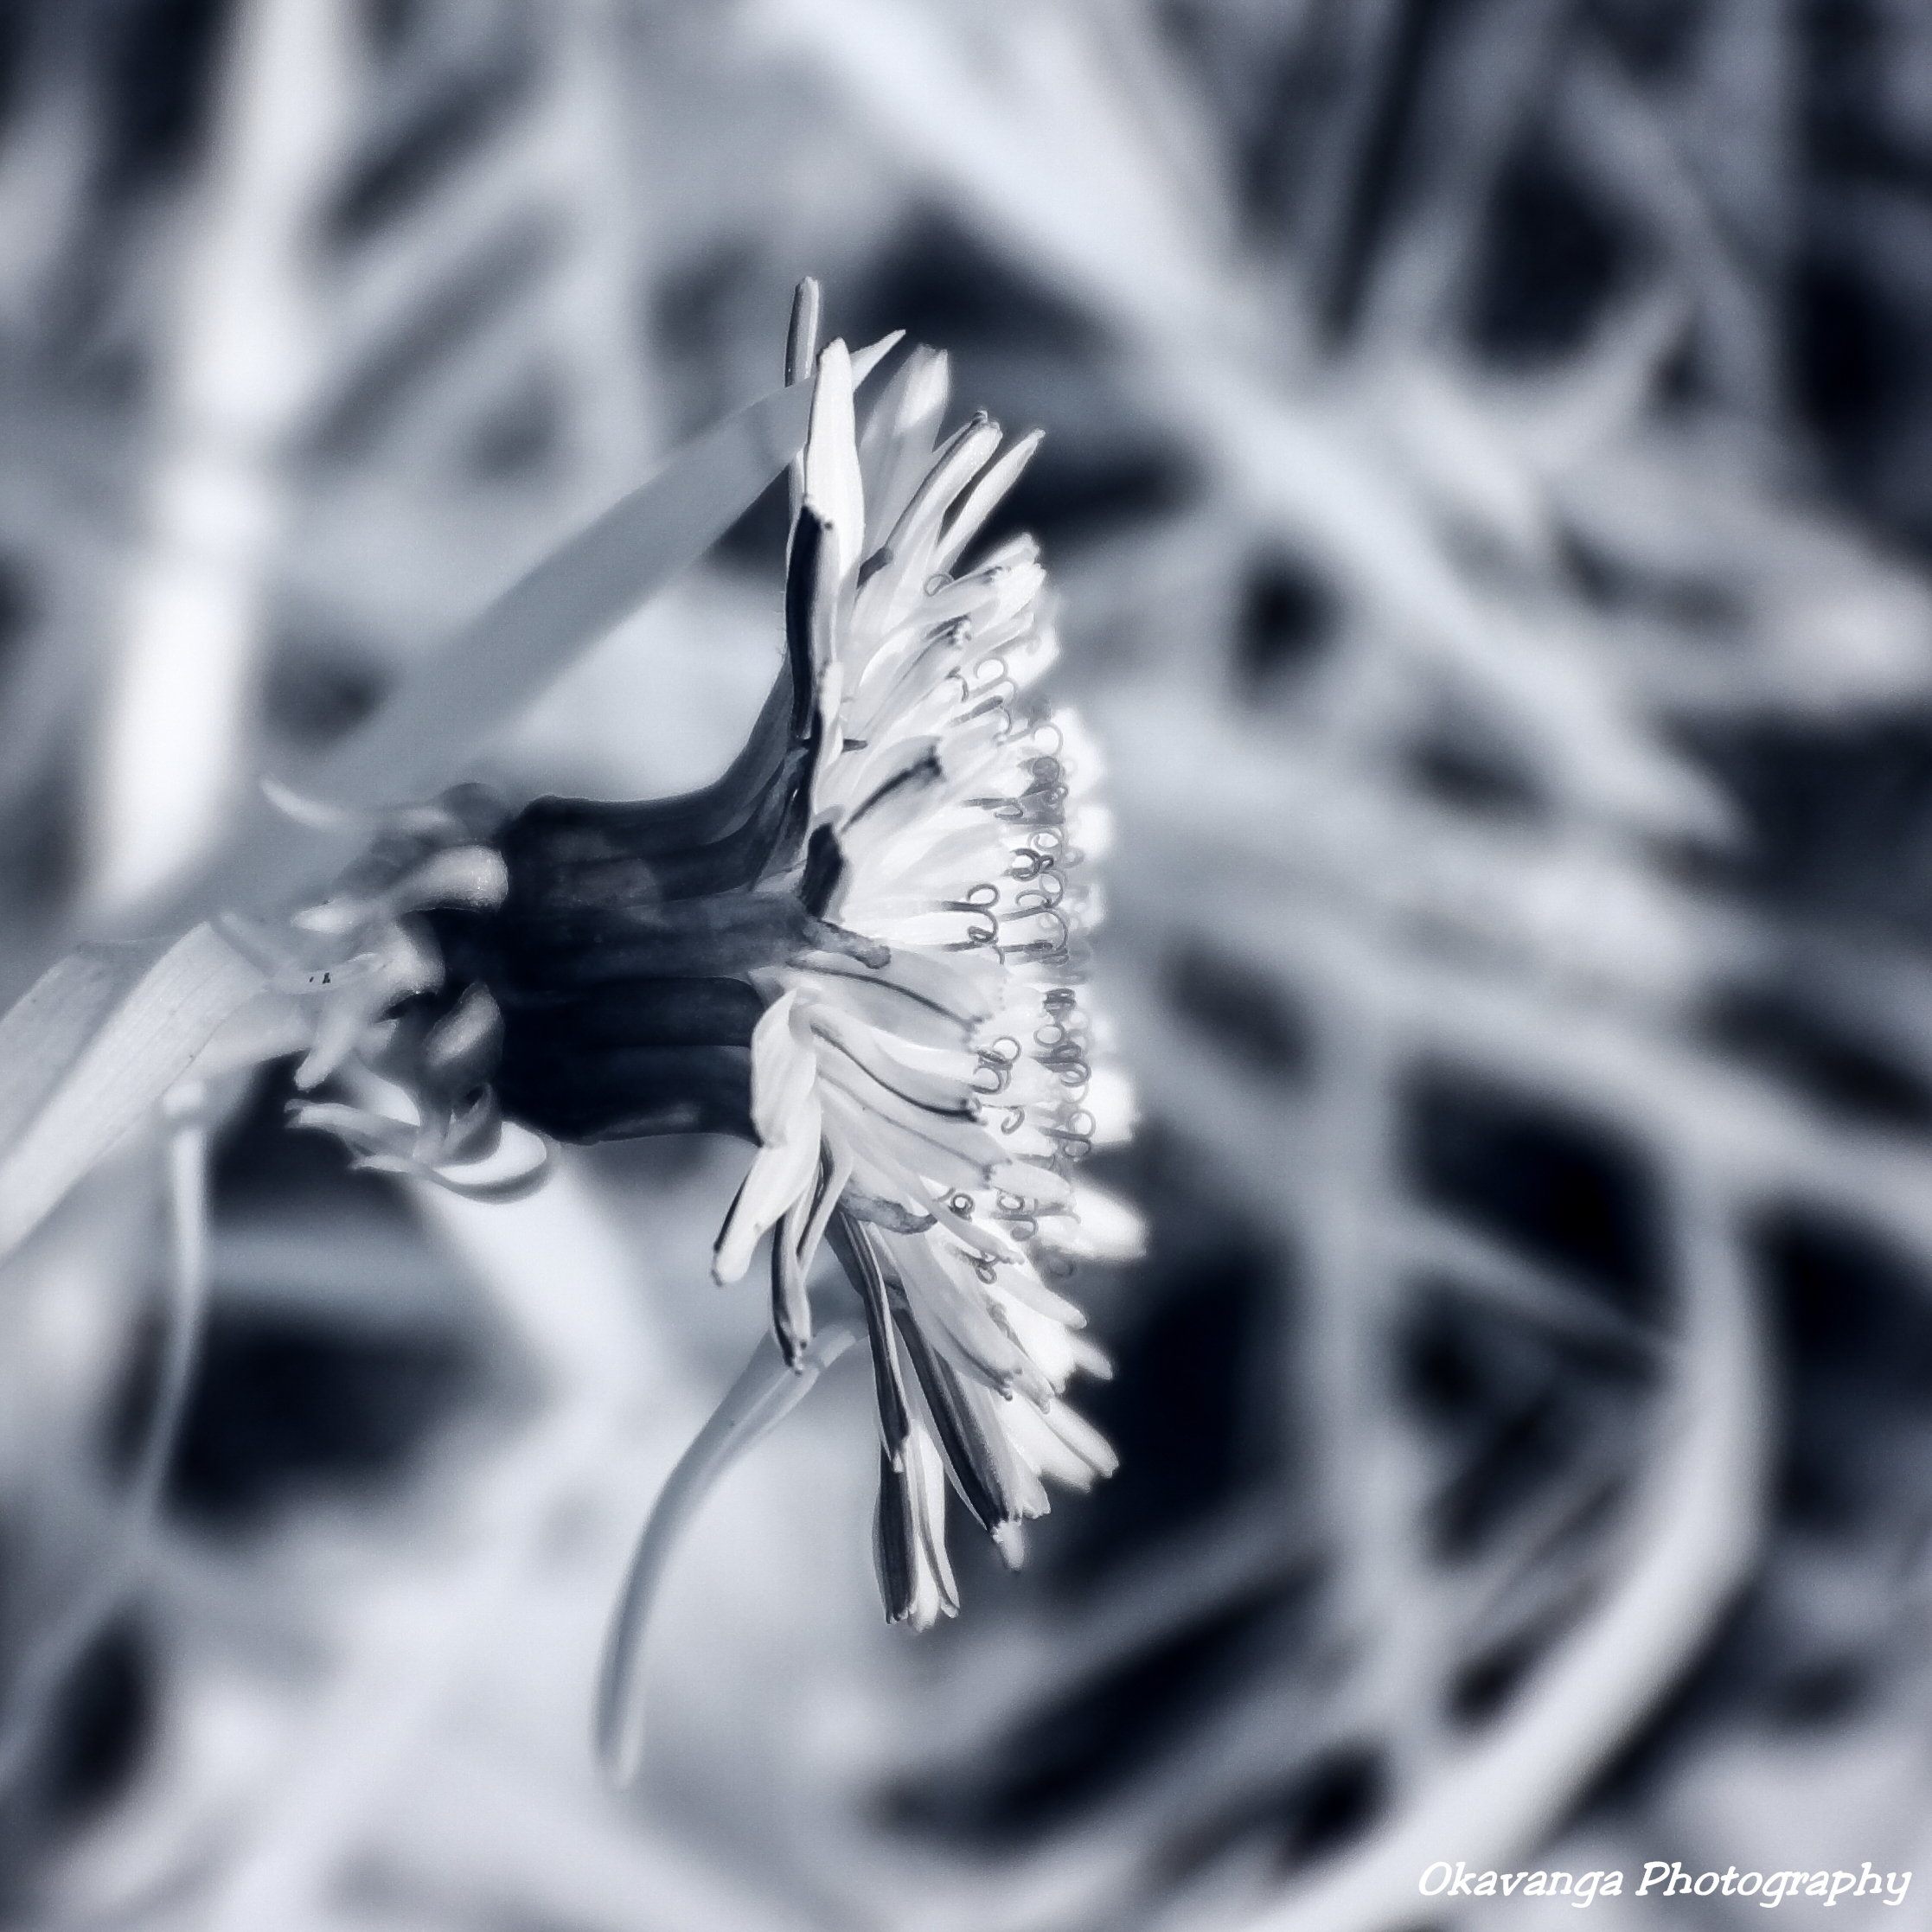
[0, 923, 265, 1263]
[0, 939, 170, 1155]
[311, 387, 827, 807]
[200, 376, 819, 926]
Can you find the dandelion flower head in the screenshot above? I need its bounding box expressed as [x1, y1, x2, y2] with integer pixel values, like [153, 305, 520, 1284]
[290, 304, 1141, 1627]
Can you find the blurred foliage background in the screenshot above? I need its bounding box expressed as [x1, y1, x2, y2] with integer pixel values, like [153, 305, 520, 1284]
[3, 3, 1932, 1927]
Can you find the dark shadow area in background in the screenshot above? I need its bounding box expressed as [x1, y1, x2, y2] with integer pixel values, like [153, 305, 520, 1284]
[1587, 1206, 1932, 1812]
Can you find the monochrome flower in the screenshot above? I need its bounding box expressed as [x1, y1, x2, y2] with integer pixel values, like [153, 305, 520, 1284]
[291, 289, 1139, 1627]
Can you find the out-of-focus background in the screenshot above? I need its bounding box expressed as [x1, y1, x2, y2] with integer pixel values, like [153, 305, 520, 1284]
[2, 2, 1932, 1927]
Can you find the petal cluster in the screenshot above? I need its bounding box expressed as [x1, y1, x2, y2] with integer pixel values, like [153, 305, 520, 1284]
[709, 337, 1141, 1624]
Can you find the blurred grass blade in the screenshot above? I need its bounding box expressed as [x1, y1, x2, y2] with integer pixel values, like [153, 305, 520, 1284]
[0, 924, 265, 1263]
[288, 378, 820, 811]
[291, 335, 897, 817]
[0, 939, 168, 1156]
[202, 349, 892, 924]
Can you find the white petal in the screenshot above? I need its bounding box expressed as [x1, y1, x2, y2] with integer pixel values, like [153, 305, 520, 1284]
[990, 1287, 1094, 1391]
[1002, 1394, 1116, 1489]
[748, 990, 818, 1144]
[865, 420, 1005, 625]
[906, 1418, 959, 1627]
[803, 339, 864, 583]
[1071, 801, 1115, 862]
[935, 429, 1043, 575]
[859, 345, 950, 548]
[712, 1097, 822, 1284]
[1056, 1180, 1148, 1261]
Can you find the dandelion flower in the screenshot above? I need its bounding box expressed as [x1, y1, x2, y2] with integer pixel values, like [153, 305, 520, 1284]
[293, 286, 1139, 1632]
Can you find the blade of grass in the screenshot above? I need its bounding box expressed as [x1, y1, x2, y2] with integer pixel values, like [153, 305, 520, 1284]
[0, 939, 171, 1157]
[0, 1079, 213, 1797]
[195, 375, 819, 928]
[0, 924, 264, 1263]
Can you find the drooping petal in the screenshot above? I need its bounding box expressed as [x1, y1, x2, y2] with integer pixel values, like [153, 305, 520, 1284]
[771, 1189, 815, 1368]
[712, 1090, 821, 1284]
[715, 995, 825, 1282]
[873, 1418, 959, 1631]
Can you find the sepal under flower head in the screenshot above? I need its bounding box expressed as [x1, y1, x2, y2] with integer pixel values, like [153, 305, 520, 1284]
[276, 784, 551, 1201]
